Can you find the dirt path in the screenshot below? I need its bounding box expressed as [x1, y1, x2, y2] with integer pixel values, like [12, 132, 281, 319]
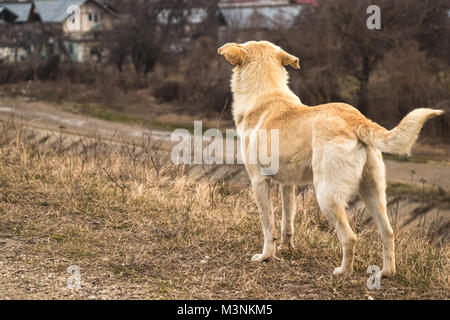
[385, 160, 450, 190]
[1, 97, 449, 191]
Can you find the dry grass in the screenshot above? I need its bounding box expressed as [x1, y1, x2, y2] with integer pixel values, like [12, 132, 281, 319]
[0, 116, 448, 300]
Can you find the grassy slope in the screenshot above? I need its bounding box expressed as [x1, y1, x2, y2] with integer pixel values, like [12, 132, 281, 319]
[0, 119, 448, 299]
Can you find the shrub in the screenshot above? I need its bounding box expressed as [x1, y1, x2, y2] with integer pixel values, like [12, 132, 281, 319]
[153, 80, 181, 102]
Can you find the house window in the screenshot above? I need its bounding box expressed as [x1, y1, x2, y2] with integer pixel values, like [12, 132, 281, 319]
[94, 14, 98, 22]
[88, 13, 92, 21]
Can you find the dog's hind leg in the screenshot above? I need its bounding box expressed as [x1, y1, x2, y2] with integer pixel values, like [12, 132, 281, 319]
[312, 139, 366, 276]
[278, 184, 296, 252]
[315, 189, 357, 276]
[359, 148, 395, 278]
[251, 176, 277, 262]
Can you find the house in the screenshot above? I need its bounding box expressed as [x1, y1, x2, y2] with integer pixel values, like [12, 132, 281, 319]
[156, 1, 307, 52]
[33, 0, 116, 61]
[217, 0, 304, 41]
[0, 0, 117, 62]
[0, 1, 41, 62]
[33, 0, 115, 36]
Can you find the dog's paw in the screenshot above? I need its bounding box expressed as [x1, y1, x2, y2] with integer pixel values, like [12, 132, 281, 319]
[332, 266, 352, 276]
[251, 253, 273, 263]
[378, 267, 395, 278]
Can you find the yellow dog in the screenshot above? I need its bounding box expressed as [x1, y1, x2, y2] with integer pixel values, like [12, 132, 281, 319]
[218, 40, 443, 277]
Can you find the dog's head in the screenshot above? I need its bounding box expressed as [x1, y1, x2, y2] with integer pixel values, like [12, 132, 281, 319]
[217, 41, 299, 94]
[218, 40, 300, 70]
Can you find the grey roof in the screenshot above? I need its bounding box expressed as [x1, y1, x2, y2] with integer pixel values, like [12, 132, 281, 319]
[0, 2, 32, 22]
[219, 5, 302, 29]
[0, 6, 17, 17]
[34, 0, 87, 23]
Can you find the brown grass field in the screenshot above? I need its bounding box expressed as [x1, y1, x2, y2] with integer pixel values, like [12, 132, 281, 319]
[0, 115, 448, 300]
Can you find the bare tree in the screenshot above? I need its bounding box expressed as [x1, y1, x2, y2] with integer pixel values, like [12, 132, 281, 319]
[283, 0, 450, 115]
[101, 0, 219, 74]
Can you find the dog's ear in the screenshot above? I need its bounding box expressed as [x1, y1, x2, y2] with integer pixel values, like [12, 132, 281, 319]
[218, 43, 246, 66]
[279, 49, 300, 69]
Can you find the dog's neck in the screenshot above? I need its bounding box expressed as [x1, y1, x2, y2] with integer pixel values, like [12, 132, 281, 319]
[230, 64, 300, 125]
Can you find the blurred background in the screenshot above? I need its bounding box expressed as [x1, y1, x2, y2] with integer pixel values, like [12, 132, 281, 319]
[0, 0, 449, 141]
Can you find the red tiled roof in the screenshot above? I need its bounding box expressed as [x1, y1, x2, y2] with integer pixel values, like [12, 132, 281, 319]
[225, 0, 318, 7]
[294, 0, 318, 7]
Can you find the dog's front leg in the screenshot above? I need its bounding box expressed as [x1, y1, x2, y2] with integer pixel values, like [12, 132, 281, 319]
[251, 177, 276, 262]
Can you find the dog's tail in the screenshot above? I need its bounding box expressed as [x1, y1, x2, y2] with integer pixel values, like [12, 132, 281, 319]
[355, 108, 444, 155]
